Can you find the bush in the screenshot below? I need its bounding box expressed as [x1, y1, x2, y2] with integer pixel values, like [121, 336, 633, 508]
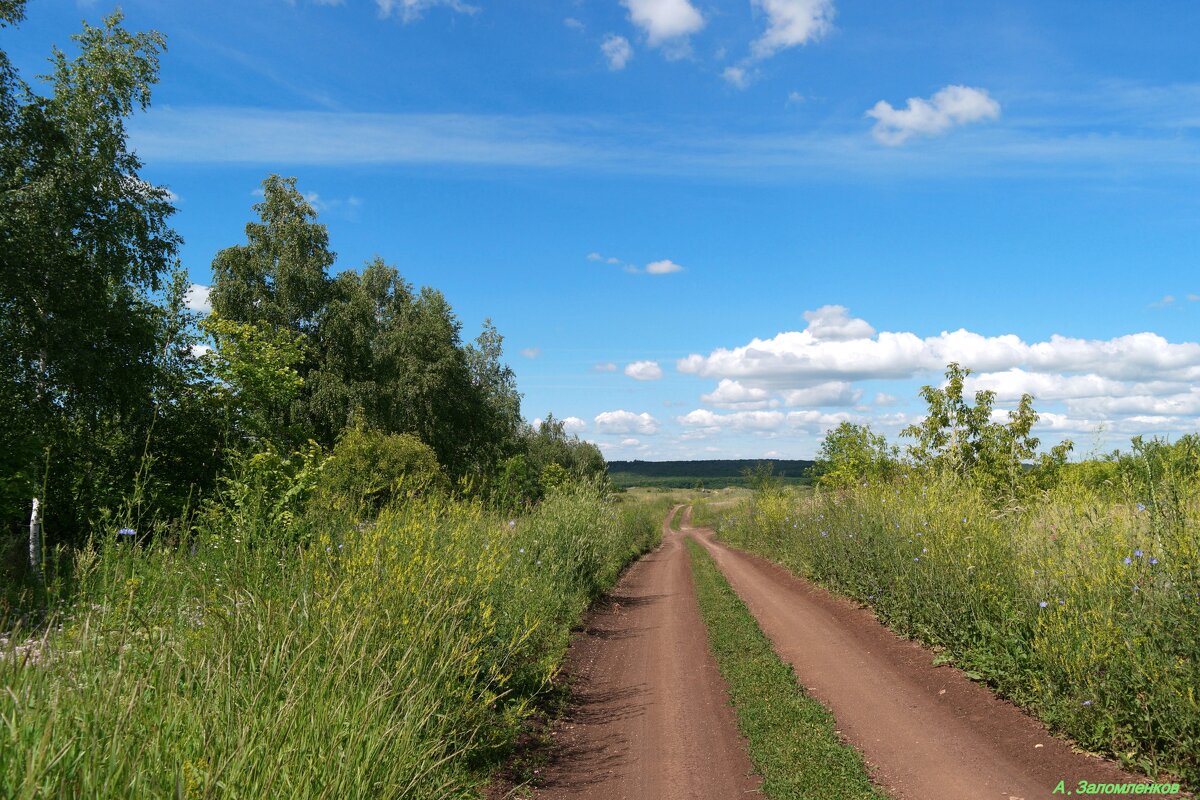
[313, 428, 446, 514]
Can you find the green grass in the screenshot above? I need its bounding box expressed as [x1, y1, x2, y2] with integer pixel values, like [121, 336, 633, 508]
[0, 487, 666, 799]
[685, 538, 886, 800]
[670, 504, 686, 531]
[713, 479, 1200, 786]
[610, 473, 809, 490]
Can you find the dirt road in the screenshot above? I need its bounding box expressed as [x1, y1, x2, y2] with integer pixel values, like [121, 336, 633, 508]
[685, 508, 1149, 800]
[532, 508, 759, 799]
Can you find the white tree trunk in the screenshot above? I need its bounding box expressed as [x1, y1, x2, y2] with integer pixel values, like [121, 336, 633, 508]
[28, 497, 42, 585]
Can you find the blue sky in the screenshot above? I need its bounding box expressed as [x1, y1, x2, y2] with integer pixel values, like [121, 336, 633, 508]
[8, 0, 1200, 459]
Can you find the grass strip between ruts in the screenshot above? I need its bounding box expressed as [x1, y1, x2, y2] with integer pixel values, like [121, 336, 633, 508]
[685, 537, 888, 800]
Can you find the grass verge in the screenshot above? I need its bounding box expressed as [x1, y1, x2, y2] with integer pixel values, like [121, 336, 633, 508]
[685, 537, 886, 800]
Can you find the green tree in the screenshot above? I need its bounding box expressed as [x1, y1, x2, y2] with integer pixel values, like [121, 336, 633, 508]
[902, 363, 1071, 500]
[0, 8, 181, 541]
[811, 422, 898, 489]
[210, 175, 333, 335]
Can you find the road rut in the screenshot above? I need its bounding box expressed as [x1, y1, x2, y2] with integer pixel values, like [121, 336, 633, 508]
[532, 507, 759, 800]
[685, 508, 1150, 800]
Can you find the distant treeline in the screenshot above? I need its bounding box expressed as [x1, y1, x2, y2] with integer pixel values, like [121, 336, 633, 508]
[609, 459, 815, 489]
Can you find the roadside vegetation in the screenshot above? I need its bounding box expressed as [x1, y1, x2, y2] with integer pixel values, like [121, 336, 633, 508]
[711, 364, 1200, 786]
[0, 7, 663, 797]
[686, 539, 886, 800]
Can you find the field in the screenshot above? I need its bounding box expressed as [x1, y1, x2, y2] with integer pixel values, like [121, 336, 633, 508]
[0, 487, 664, 799]
[704, 477, 1200, 785]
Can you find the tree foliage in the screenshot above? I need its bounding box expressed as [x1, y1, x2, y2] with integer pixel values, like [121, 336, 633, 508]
[811, 422, 897, 489]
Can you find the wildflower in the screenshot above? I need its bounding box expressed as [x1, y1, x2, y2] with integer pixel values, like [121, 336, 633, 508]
[117, 528, 136, 537]
[1136, 503, 1146, 513]
[895, 523, 900, 529]
[518, 547, 525, 554]
[922, 547, 927, 553]
[1123, 557, 1132, 565]
[1150, 557, 1159, 565]
[913, 557, 920, 562]
[821, 531, 828, 537]
[1134, 549, 1143, 558]
[1039, 601, 1048, 608]
[962, 517, 967, 524]
[507, 520, 516, 529]
[1082, 700, 1093, 706]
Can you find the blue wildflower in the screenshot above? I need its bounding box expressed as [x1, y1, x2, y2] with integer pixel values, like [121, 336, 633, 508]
[117, 528, 136, 537]
[1134, 549, 1143, 558]
[1039, 601, 1048, 608]
[1124, 557, 1132, 565]
[1136, 503, 1146, 512]
[1082, 700, 1093, 706]
[1150, 557, 1159, 565]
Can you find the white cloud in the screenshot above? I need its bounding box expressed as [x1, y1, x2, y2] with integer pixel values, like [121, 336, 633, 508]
[751, 0, 835, 59]
[803, 304, 875, 341]
[786, 91, 805, 106]
[594, 409, 660, 435]
[625, 360, 664, 380]
[779, 381, 860, 407]
[866, 85, 1001, 146]
[185, 284, 211, 313]
[376, 0, 478, 22]
[602, 34, 634, 70]
[620, 437, 641, 446]
[701, 379, 771, 408]
[1150, 294, 1176, 308]
[678, 408, 849, 433]
[1189, 294, 1200, 302]
[593, 361, 618, 372]
[622, 0, 704, 45]
[562, 416, 587, 433]
[520, 347, 541, 359]
[645, 258, 684, 274]
[723, 66, 751, 89]
[678, 306, 1200, 446]
[564, 16, 584, 30]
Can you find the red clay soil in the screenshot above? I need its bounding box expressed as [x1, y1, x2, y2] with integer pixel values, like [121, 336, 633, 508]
[532, 507, 760, 800]
[685, 508, 1157, 800]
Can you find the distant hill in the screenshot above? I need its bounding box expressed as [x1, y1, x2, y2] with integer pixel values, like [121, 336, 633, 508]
[607, 459, 814, 489]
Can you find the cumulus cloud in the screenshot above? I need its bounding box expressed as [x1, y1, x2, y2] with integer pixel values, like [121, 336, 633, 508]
[520, 347, 541, 359]
[620, 437, 641, 446]
[645, 259, 684, 274]
[751, 0, 835, 59]
[866, 85, 1000, 146]
[594, 409, 660, 435]
[622, 0, 704, 45]
[678, 305, 1200, 445]
[601, 34, 634, 70]
[678, 408, 850, 434]
[701, 379, 771, 408]
[185, 284, 212, 313]
[625, 360, 664, 380]
[562, 416, 587, 433]
[376, 0, 478, 22]
[803, 304, 875, 341]
[780, 381, 861, 406]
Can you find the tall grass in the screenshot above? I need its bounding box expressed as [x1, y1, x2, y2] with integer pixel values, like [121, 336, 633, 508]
[0, 486, 662, 798]
[713, 477, 1200, 785]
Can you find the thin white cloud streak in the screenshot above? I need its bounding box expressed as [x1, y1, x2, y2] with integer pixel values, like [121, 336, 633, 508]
[376, 0, 478, 22]
[128, 96, 1200, 179]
